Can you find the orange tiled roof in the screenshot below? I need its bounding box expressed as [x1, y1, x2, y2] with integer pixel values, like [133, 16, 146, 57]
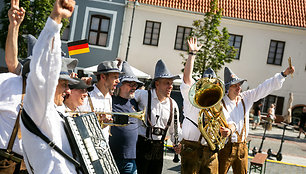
[136, 0, 306, 28]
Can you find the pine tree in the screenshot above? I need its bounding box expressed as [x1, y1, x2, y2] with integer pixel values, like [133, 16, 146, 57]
[181, 0, 236, 79]
[0, 0, 69, 58]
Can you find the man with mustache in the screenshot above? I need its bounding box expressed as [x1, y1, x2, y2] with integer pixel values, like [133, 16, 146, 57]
[109, 61, 144, 174]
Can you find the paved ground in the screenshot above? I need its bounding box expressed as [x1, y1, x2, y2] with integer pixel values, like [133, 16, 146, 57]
[162, 123, 306, 173]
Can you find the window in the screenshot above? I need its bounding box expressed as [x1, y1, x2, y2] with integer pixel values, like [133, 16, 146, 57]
[229, 34, 243, 59]
[267, 40, 285, 65]
[88, 15, 110, 47]
[174, 26, 192, 51]
[262, 95, 284, 115]
[143, 21, 161, 46]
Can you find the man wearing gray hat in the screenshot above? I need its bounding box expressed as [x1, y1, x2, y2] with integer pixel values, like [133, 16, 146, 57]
[109, 61, 143, 174]
[135, 59, 181, 174]
[218, 65, 294, 174]
[79, 60, 122, 142]
[19, 0, 81, 173]
[179, 37, 235, 174]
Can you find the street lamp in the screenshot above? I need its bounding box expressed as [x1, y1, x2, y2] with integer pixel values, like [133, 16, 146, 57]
[125, 0, 139, 61]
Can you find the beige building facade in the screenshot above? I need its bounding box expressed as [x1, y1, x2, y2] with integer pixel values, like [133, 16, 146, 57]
[119, 3, 306, 117]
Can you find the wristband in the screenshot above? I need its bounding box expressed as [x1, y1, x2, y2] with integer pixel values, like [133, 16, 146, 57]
[281, 71, 287, 77]
[188, 52, 197, 55]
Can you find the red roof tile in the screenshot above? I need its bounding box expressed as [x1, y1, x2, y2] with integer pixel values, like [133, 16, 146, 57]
[134, 0, 306, 28]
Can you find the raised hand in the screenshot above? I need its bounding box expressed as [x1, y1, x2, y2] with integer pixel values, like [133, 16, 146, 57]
[51, 0, 75, 24]
[283, 66, 295, 76]
[187, 37, 203, 53]
[8, 0, 25, 27]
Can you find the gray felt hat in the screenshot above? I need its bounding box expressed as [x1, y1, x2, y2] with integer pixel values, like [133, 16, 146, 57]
[151, 59, 180, 88]
[202, 68, 216, 78]
[119, 61, 143, 85]
[93, 61, 123, 76]
[69, 78, 94, 92]
[224, 67, 246, 91]
[59, 58, 79, 84]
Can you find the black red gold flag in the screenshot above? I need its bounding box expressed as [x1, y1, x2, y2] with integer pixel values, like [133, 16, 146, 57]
[67, 39, 90, 56]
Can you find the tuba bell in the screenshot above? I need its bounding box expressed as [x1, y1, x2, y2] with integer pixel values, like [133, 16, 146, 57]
[188, 77, 228, 152]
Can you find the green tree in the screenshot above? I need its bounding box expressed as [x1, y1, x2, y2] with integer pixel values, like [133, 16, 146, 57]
[181, 0, 236, 79]
[0, 0, 69, 58]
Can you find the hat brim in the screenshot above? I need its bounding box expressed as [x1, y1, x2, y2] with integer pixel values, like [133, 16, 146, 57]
[230, 79, 246, 86]
[121, 78, 144, 85]
[150, 75, 181, 88]
[59, 75, 79, 85]
[93, 70, 124, 76]
[225, 79, 247, 91]
[69, 83, 94, 92]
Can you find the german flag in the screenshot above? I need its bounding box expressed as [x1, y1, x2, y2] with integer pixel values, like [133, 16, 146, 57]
[67, 39, 90, 56]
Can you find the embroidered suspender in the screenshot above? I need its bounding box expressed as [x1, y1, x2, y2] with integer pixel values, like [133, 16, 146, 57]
[87, 93, 95, 112]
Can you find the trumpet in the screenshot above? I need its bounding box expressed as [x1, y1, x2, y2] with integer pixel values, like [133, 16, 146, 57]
[66, 109, 146, 127]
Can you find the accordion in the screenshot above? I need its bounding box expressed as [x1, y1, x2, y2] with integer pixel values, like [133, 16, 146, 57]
[64, 112, 119, 174]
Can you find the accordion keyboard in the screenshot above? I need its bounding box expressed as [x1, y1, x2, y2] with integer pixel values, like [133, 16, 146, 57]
[65, 113, 119, 174]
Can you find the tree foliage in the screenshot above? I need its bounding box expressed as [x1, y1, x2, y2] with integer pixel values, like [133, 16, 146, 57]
[0, 0, 69, 58]
[181, 0, 236, 79]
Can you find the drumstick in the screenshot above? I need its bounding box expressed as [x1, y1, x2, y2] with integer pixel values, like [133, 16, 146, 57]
[288, 57, 293, 78]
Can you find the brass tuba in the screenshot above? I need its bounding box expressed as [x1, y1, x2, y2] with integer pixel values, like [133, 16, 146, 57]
[188, 77, 228, 152]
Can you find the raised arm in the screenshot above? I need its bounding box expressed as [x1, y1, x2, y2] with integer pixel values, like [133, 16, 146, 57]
[24, 0, 75, 126]
[5, 0, 25, 74]
[183, 37, 202, 86]
[50, 0, 75, 24]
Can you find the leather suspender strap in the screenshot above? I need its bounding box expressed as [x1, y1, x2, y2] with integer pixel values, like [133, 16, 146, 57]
[161, 98, 173, 141]
[145, 90, 152, 138]
[185, 117, 198, 128]
[87, 93, 95, 112]
[21, 109, 81, 168]
[237, 99, 246, 142]
[6, 77, 26, 153]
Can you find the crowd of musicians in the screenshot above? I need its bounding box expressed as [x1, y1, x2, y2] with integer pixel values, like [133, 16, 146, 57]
[0, 0, 295, 174]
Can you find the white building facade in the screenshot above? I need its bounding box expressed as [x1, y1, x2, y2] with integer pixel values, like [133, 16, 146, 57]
[118, 2, 306, 119]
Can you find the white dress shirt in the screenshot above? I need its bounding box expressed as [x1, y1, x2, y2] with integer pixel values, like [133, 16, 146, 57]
[20, 17, 76, 174]
[0, 73, 23, 155]
[223, 73, 285, 143]
[79, 84, 112, 142]
[180, 80, 233, 145]
[134, 89, 181, 143]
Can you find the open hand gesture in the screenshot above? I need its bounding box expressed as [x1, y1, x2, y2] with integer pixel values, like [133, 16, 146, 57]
[187, 37, 203, 53]
[8, 0, 25, 27]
